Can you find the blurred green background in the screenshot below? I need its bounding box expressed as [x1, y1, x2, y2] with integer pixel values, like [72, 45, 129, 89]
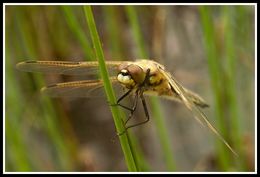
[5, 5, 255, 172]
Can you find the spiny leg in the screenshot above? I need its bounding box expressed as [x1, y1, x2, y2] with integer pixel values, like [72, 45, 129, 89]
[117, 93, 150, 136]
[117, 89, 132, 103]
[110, 88, 139, 133]
[124, 92, 139, 125]
[116, 90, 139, 126]
[115, 68, 151, 112]
[110, 89, 133, 111]
[117, 68, 151, 136]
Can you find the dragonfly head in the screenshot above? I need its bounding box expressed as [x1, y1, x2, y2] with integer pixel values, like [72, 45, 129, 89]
[117, 64, 146, 89]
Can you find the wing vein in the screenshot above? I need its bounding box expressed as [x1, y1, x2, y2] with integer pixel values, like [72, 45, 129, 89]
[161, 69, 238, 156]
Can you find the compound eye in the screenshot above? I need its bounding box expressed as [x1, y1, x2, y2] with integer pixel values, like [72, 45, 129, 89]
[120, 69, 129, 76]
[117, 69, 134, 85]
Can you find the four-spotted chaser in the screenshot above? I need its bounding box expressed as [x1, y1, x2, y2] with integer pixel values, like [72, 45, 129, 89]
[16, 59, 237, 156]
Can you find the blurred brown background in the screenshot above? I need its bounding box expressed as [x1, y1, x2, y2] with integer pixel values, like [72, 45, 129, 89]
[5, 5, 255, 172]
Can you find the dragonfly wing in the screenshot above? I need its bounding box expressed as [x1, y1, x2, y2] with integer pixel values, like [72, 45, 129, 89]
[160, 68, 237, 156]
[144, 88, 209, 108]
[183, 88, 209, 108]
[41, 77, 122, 97]
[16, 60, 129, 75]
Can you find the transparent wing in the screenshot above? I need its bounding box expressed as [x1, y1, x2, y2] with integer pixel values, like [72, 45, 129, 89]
[41, 77, 123, 97]
[16, 60, 130, 76]
[144, 88, 209, 108]
[160, 68, 238, 156]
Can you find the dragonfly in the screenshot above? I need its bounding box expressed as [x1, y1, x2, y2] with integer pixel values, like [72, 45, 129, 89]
[16, 59, 237, 156]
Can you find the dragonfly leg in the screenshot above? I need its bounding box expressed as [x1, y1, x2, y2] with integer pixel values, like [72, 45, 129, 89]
[110, 89, 137, 113]
[140, 68, 151, 87]
[114, 91, 139, 126]
[118, 69, 151, 136]
[118, 93, 150, 136]
[109, 89, 133, 110]
[124, 92, 139, 125]
[123, 67, 150, 122]
[117, 89, 132, 103]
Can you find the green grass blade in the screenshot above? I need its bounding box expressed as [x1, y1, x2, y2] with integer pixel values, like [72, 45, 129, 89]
[61, 6, 95, 60]
[103, 6, 150, 171]
[8, 7, 76, 171]
[125, 6, 148, 57]
[221, 6, 247, 170]
[5, 38, 33, 171]
[103, 6, 123, 59]
[83, 6, 137, 172]
[199, 6, 231, 170]
[125, 6, 176, 171]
